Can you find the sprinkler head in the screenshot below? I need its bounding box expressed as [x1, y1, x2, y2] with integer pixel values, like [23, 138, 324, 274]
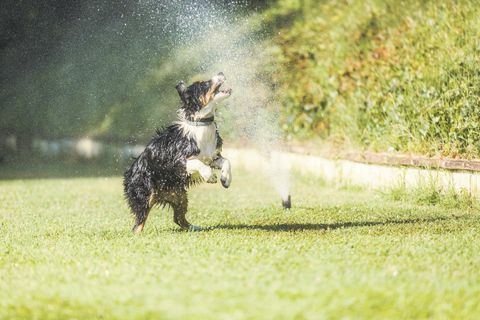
[282, 195, 291, 209]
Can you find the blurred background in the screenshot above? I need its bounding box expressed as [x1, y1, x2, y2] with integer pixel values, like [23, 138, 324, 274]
[1, 0, 479, 178]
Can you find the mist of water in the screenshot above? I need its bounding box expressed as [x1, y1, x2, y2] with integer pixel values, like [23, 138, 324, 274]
[2, 0, 291, 205]
[149, 0, 291, 205]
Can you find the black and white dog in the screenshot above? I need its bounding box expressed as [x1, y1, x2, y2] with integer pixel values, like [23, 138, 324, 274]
[124, 72, 232, 233]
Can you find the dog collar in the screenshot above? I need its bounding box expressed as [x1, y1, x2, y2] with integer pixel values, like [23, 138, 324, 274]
[184, 116, 215, 127]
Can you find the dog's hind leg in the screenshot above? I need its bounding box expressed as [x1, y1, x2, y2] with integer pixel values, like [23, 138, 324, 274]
[132, 192, 156, 234]
[166, 190, 201, 231]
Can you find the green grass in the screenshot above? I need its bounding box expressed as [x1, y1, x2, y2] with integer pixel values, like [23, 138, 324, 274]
[1, 166, 479, 319]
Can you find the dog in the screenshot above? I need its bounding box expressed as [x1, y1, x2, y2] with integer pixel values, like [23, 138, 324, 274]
[123, 72, 232, 233]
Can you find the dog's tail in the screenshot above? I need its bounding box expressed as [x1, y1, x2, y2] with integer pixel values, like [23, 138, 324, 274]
[123, 153, 153, 231]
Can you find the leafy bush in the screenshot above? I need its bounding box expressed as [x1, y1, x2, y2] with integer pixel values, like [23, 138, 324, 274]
[270, 0, 480, 158]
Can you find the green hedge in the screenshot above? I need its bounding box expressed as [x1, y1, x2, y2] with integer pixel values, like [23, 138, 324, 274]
[4, 0, 480, 159]
[270, 0, 480, 158]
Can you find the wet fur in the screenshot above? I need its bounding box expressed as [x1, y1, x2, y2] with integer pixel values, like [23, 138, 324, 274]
[123, 73, 230, 232]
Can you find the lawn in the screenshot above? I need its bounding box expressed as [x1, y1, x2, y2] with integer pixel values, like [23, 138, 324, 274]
[0, 163, 479, 319]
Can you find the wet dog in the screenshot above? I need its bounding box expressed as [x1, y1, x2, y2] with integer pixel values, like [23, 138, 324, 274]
[123, 72, 232, 233]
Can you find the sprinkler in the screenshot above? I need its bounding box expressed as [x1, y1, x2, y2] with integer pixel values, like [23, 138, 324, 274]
[282, 194, 291, 209]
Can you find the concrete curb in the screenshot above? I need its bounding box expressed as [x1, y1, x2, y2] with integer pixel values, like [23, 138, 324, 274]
[223, 148, 480, 194]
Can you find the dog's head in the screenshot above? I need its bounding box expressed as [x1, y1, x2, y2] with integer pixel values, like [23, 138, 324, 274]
[176, 72, 232, 120]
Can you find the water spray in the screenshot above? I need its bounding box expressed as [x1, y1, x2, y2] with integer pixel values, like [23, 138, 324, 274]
[265, 149, 292, 210]
[154, 1, 292, 209]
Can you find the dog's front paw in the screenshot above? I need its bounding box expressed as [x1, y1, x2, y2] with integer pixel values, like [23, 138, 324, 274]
[220, 159, 232, 188]
[199, 166, 215, 183]
[207, 172, 217, 184]
[220, 171, 232, 188]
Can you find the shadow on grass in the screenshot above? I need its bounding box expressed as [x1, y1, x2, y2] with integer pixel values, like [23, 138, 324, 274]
[76, 216, 471, 236]
[212, 215, 465, 232]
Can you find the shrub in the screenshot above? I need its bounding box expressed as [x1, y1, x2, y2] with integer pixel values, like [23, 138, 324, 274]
[270, 0, 480, 158]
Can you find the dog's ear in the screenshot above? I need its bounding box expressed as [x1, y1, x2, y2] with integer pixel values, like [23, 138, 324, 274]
[176, 81, 187, 103]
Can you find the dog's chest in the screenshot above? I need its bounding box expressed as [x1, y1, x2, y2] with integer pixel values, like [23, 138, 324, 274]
[189, 125, 217, 163]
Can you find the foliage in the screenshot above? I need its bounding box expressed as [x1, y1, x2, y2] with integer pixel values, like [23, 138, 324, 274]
[0, 1, 263, 143]
[1, 167, 480, 318]
[4, 0, 480, 159]
[386, 180, 479, 209]
[270, 0, 480, 158]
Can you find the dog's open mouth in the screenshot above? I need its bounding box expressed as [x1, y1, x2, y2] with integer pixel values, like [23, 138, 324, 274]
[209, 72, 232, 102]
[214, 82, 232, 96]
